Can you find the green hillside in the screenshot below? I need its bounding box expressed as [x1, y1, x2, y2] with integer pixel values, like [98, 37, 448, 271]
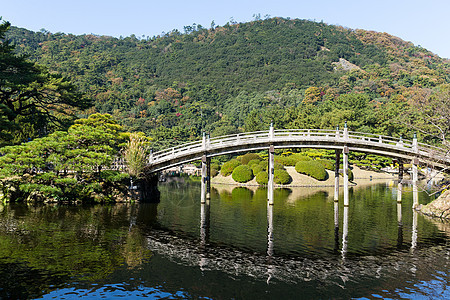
[5, 17, 450, 149]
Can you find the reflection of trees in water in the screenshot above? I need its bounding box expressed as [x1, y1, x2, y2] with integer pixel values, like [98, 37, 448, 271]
[158, 182, 199, 209]
[0, 203, 156, 299]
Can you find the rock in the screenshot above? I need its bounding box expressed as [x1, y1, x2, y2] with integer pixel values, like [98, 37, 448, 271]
[420, 190, 450, 219]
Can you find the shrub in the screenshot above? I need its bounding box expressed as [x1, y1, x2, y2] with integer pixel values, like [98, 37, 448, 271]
[210, 168, 219, 178]
[248, 159, 261, 168]
[292, 154, 312, 161]
[241, 153, 262, 165]
[339, 164, 354, 181]
[251, 163, 265, 175]
[295, 160, 327, 181]
[317, 159, 335, 171]
[275, 156, 299, 166]
[256, 171, 268, 185]
[221, 159, 241, 176]
[274, 169, 292, 184]
[232, 165, 254, 183]
[258, 160, 268, 171]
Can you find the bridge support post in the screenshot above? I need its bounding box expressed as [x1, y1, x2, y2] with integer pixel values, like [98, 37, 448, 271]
[412, 158, 419, 209]
[343, 146, 349, 207]
[397, 162, 403, 203]
[268, 145, 275, 205]
[334, 150, 341, 202]
[201, 154, 210, 203]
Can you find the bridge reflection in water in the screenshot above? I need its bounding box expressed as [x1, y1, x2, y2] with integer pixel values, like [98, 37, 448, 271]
[197, 185, 419, 284]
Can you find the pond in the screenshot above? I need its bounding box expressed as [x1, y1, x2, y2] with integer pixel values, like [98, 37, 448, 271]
[0, 182, 449, 299]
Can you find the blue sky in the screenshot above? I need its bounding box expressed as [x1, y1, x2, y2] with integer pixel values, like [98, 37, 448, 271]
[2, 0, 449, 58]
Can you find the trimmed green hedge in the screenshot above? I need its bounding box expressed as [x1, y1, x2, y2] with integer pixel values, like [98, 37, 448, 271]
[292, 154, 312, 161]
[256, 171, 268, 185]
[248, 159, 261, 168]
[317, 159, 335, 171]
[295, 160, 328, 181]
[232, 165, 254, 183]
[210, 168, 219, 177]
[241, 153, 262, 165]
[275, 156, 298, 166]
[251, 163, 265, 175]
[221, 159, 241, 176]
[274, 169, 292, 184]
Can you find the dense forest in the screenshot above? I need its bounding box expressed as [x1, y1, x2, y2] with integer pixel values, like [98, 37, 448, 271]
[4, 17, 450, 150]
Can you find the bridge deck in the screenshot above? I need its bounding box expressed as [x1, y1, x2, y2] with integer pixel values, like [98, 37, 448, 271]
[143, 129, 450, 173]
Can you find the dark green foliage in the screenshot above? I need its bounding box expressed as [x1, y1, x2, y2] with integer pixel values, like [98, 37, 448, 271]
[274, 162, 284, 170]
[275, 156, 299, 166]
[295, 160, 328, 181]
[248, 159, 262, 168]
[231, 165, 254, 183]
[241, 153, 262, 165]
[317, 159, 335, 171]
[274, 169, 292, 185]
[292, 154, 313, 161]
[220, 159, 241, 176]
[0, 20, 91, 146]
[210, 161, 220, 178]
[256, 171, 269, 185]
[0, 114, 129, 202]
[251, 161, 265, 174]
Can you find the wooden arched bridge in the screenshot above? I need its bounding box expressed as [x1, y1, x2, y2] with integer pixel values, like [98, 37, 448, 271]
[146, 127, 449, 172]
[139, 125, 450, 207]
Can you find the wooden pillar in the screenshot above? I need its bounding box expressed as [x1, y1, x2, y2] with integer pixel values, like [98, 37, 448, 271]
[343, 146, 349, 207]
[412, 158, 419, 208]
[201, 154, 208, 204]
[206, 156, 211, 199]
[334, 150, 340, 202]
[397, 162, 403, 203]
[268, 145, 275, 205]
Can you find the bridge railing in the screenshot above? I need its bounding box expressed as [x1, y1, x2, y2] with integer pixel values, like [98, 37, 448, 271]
[148, 129, 450, 166]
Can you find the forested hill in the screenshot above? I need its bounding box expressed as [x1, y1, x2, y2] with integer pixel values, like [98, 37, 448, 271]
[6, 17, 450, 148]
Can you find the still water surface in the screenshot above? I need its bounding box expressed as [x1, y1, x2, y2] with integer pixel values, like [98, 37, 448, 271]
[0, 182, 449, 299]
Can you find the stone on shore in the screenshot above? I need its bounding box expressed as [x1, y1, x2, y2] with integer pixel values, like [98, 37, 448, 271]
[420, 190, 450, 219]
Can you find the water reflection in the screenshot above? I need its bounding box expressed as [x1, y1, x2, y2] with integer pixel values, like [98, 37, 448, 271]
[1, 184, 450, 299]
[397, 202, 403, 249]
[342, 206, 349, 261]
[200, 199, 210, 246]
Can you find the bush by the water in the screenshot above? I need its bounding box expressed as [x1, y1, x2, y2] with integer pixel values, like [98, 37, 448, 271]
[251, 163, 265, 175]
[241, 153, 262, 165]
[295, 160, 328, 181]
[232, 165, 254, 183]
[292, 154, 312, 161]
[248, 159, 261, 168]
[256, 171, 268, 185]
[318, 159, 335, 171]
[275, 156, 299, 166]
[274, 169, 292, 184]
[210, 168, 219, 177]
[339, 164, 354, 181]
[221, 159, 241, 176]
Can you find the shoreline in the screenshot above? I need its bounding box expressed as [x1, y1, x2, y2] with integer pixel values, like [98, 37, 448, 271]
[211, 165, 397, 188]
